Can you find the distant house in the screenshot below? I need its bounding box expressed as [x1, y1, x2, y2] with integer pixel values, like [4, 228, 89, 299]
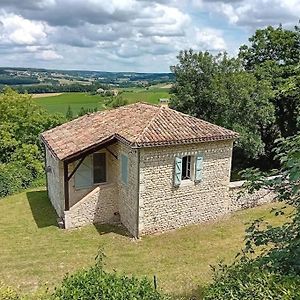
[96, 88, 118, 96]
[41, 102, 239, 237]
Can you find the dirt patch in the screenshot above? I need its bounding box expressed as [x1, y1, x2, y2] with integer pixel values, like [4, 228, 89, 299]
[31, 93, 63, 98]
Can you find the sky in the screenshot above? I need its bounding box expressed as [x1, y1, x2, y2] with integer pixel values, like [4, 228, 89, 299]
[0, 0, 299, 72]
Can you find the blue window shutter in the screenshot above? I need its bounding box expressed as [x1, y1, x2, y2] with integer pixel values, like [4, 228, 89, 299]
[195, 154, 203, 182]
[74, 156, 93, 189]
[174, 156, 182, 186]
[121, 154, 128, 184]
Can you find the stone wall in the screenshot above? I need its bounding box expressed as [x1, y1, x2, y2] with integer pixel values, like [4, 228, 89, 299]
[64, 184, 119, 228]
[117, 143, 139, 236]
[138, 140, 234, 235]
[228, 180, 274, 212]
[45, 147, 64, 217]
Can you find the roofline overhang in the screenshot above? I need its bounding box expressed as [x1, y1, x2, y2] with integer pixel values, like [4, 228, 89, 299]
[41, 132, 238, 162]
[40, 133, 133, 163]
[133, 134, 238, 148]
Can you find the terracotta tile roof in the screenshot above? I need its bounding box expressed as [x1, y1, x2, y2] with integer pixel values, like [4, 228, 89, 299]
[41, 102, 238, 161]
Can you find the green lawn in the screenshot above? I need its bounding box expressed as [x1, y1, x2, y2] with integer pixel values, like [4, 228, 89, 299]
[34, 88, 170, 115]
[0, 188, 288, 299]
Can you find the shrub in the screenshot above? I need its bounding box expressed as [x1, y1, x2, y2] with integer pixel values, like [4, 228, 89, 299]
[54, 251, 166, 300]
[204, 261, 300, 300]
[0, 162, 34, 197]
[54, 266, 166, 300]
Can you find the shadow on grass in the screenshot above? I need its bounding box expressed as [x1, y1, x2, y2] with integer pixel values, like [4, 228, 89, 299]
[93, 223, 131, 237]
[26, 190, 58, 228]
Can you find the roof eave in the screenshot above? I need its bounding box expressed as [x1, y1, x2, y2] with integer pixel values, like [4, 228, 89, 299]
[136, 134, 238, 148]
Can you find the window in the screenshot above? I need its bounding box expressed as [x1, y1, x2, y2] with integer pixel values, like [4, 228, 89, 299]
[121, 154, 128, 184]
[93, 153, 106, 184]
[181, 155, 192, 180]
[173, 153, 203, 187]
[74, 156, 93, 189]
[74, 153, 107, 189]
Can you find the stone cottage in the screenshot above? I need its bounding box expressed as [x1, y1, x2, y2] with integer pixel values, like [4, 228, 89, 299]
[41, 102, 239, 237]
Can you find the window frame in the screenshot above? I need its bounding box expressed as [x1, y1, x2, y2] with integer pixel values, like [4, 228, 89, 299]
[181, 155, 195, 182]
[120, 153, 129, 185]
[92, 152, 107, 185]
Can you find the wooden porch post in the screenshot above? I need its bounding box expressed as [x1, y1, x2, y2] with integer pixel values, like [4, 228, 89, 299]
[63, 161, 70, 211]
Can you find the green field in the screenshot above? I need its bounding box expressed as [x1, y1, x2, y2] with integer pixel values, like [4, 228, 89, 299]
[34, 87, 170, 115]
[0, 188, 288, 299]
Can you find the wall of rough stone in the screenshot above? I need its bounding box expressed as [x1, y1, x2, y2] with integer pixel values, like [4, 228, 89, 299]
[138, 140, 234, 235]
[64, 184, 119, 228]
[228, 181, 274, 212]
[117, 143, 139, 236]
[45, 147, 64, 217]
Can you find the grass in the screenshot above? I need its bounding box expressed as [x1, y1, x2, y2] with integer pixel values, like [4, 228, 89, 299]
[0, 188, 289, 299]
[34, 87, 170, 115]
[33, 92, 105, 114]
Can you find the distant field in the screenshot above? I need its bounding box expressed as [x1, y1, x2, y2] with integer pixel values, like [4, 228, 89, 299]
[31, 93, 63, 98]
[34, 87, 170, 115]
[34, 92, 104, 114]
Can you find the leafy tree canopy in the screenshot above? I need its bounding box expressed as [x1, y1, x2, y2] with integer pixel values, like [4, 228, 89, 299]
[170, 50, 274, 163]
[0, 87, 65, 163]
[0, 88, 65, 196]
[239, 24, 300, 138]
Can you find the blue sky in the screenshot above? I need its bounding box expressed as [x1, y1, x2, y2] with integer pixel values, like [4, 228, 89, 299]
[0, 0, 299, 72]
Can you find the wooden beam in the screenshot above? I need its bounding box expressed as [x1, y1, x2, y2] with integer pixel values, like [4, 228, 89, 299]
[63, 161, 70, 211]
[105, 146, 118, 160]
[67, 155, 86, 181]
[64, 136, 117, 164]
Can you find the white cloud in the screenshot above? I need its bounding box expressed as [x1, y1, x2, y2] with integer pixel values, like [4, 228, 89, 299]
[196, 0, 300, 28]
[0, 0, 298, 71]
[0, 13, 47, 45]
[194, 28, 227, 51]
[36, 49, 63, 60]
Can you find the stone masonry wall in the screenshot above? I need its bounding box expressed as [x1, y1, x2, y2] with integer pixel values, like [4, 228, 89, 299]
[139, 140, 234, 235]
[117, 143, 139, 236]
[228, 180, 275, 212]
[64, 184, 119, 228]
[45, 147, 64, 217]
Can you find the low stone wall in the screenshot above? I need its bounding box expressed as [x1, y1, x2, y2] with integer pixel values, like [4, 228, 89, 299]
[64, 184, 119, 229]
[228, 180, 275, 212]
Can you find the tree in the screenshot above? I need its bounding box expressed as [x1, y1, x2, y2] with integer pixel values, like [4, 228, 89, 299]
[170, 50, 274, 164]
[0, 88, 65, 155]
[205, 133, 300, 299]
[0, 88, 66, 196]
[66, 105, 73, 120]
[239, 24, 300, 138]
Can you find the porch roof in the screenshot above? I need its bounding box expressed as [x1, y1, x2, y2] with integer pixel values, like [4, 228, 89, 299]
[41, 102, 238, 161]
